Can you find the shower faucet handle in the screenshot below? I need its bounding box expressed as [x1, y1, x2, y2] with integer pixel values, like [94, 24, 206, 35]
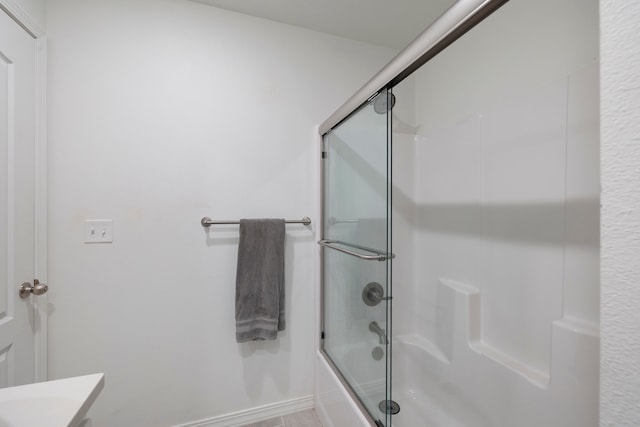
[362, 282, 392, 306]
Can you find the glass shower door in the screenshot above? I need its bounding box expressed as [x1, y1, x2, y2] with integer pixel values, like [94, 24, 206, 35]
[320, 90, 393, 426]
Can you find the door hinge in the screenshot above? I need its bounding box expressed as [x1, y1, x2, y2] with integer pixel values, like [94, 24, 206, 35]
[321, 151, 327, 159]
[321, 331, 325, 340]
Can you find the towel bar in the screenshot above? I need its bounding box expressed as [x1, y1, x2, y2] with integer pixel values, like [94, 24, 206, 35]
[318, 239, 395, 261]
[201, 216, 312, 227]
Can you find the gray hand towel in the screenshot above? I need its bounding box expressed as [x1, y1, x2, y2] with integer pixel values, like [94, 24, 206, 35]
[235, 219, 285, 343]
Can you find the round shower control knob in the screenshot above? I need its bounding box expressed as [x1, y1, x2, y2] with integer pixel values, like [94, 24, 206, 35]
[362, 282, 385, 306]
[19, 279, 48, 299]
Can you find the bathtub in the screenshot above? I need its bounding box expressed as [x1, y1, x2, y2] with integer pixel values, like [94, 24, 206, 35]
[315, 342, 386, 427]
[317, 320, 598, 427]
[391, 336, 491, 427]
[315, 337, 489, 427]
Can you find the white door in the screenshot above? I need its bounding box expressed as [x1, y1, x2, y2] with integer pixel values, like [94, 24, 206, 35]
[0, 8, 39, 387]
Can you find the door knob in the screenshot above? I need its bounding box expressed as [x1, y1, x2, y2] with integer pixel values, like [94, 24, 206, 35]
[19, 279, 48, 299]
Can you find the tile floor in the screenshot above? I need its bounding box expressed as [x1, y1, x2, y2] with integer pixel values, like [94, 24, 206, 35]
[239, 409, 324, 427]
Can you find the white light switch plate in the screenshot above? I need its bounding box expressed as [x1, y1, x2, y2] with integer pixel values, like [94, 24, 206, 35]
[84, 220, 113, 243]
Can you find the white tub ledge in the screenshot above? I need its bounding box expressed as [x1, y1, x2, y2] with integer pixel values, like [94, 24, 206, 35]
[0, 373, 105, 427]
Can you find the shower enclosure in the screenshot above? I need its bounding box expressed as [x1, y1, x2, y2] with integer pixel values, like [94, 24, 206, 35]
[317, 0, 600, 426]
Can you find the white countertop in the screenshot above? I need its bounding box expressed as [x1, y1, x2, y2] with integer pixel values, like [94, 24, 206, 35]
[0, 373, 105, 427]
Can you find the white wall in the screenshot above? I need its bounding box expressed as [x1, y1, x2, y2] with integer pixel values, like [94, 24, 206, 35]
[46, 0, 396, 425]
[600, 1, 640, 425]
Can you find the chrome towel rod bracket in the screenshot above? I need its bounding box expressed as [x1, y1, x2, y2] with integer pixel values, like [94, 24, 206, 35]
[201, 216, 312, 227]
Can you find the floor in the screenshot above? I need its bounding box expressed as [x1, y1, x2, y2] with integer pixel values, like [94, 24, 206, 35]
[239, 409, 324, 427]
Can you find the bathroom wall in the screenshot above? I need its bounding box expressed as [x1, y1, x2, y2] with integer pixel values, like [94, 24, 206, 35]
[46, 0, 397, 425]
[600, 0, 640, 425]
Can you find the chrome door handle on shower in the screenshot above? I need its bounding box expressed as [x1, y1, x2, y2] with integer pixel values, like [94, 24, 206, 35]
[318, 239, 395, 261]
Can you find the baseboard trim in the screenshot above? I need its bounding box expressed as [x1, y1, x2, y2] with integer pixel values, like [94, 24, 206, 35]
[174, 395, 314, 427]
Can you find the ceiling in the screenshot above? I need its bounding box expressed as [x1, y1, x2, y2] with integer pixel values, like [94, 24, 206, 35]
[188, 0, 457, 49]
